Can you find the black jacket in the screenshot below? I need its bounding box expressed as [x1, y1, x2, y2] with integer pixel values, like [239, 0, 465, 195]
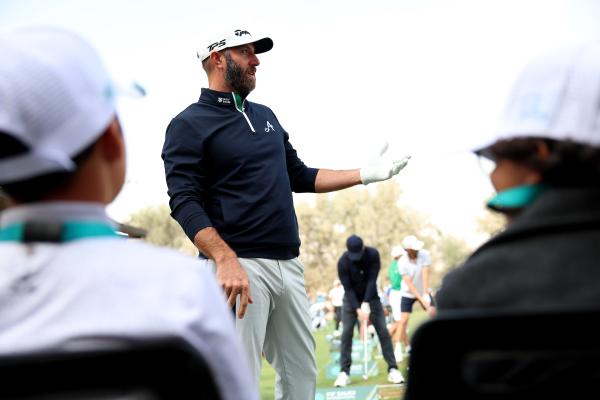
[338, 247, 381, 310]
[436, 188, 600, 310]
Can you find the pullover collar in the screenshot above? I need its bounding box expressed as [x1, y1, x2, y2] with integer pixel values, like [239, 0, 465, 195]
[200, 88, 248, 112]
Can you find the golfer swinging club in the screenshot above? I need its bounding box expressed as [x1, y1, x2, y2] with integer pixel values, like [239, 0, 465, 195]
[335, 235, 404, 387]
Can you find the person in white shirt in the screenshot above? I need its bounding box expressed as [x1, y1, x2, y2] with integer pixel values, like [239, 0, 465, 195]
[387, 245, 405, 360]
[397, 235, 433, 353]
[328, 279, 345, 331]
[0, 26, 256, 400]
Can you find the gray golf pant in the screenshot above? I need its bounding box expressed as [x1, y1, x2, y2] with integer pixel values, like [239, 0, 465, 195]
[237, 257, 317, 400]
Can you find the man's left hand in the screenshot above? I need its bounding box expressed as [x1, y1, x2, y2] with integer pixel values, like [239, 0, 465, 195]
[360, 143, 410, 185]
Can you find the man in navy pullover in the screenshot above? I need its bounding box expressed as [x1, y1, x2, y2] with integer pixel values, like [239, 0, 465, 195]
[162, 28, 410, 400]
[335, 235, 404, 387]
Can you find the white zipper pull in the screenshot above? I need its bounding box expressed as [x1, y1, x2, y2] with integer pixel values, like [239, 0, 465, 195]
[232, 92, 255, 133]
[242, 111, 256, 133]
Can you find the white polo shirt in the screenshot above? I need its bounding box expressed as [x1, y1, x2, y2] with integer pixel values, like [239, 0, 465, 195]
[328, 285, 344, 307]
[0, 202, 257, 400]
[398, 249, 431, 299]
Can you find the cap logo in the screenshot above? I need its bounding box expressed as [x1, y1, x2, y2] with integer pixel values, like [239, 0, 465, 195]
[207, 39, 227, 52]
[234, 30, 251, 37]
[516, 92, 557, 123]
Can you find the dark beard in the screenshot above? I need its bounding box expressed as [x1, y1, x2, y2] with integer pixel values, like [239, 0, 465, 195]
[224, 53, 255, 98]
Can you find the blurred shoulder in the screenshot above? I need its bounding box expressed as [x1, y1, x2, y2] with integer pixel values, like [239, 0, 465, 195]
[82, 239, 209, 279]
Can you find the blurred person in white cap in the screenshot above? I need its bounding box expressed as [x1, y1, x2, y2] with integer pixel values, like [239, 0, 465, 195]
[397, 235, 432, 354]
[386, 245, 405, 360]
[436, 40, 600, 311]
[0, 26, 256, 400]
[328, 278, 345, 332]
[162, 29, 410, 399]
[334, 235, 404, 387]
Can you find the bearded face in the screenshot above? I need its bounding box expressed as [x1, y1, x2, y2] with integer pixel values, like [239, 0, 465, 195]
[224, 52, 256, 98]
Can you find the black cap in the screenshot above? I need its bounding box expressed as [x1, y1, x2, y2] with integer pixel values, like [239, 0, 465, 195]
[346, 234, 364, 261]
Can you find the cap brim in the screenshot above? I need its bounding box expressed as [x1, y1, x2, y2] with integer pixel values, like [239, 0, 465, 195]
[471, 132, 499, 161]
[252, 37, 273, 54]
[348, 250, 364, 261]
[474, 145, 496, 161]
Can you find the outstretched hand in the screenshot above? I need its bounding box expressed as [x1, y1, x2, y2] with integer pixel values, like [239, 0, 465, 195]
[359, 143, 410, 185]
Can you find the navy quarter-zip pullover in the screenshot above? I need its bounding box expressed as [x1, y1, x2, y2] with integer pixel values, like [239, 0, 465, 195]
[337, 247, 381, 310]
[162, 88, 318, 259]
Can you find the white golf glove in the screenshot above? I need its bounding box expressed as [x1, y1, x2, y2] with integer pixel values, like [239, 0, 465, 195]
[360, 302, 371, 315]
[423, 293, 432, 306]
[359, 143, 410, 185]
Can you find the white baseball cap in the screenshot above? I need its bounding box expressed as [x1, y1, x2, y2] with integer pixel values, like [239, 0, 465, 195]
[0, 27, 143, 185]
[402, 235, 424, 251]
[476, 40, 600, 159]
[390, 245, 404, 258]
[197, 29, 273, 61]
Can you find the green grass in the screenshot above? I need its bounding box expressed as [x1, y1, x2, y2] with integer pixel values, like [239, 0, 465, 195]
[259, 310, 430, 400]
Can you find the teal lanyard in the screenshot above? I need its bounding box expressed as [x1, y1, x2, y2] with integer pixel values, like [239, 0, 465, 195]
[487, 184, 549, 213]
[0, 221, 120, 242]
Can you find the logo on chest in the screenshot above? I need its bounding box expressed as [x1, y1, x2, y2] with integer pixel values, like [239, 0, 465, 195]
[264, 121, 275, 133]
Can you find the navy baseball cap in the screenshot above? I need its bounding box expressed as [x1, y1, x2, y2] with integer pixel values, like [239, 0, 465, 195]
[346, 234, 364, 261]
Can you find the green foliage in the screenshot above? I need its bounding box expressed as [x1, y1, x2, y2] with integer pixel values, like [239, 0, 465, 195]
[123, 181, 475, 291]
[432, 234, 471, 288]
[125, 204, 196, 255]
[476, 207, 506, 238]
[297, 181, 470, 292]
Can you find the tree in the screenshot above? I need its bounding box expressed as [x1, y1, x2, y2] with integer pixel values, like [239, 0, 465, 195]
[476, 208, 506, 238]
[297, 181, 465, 292]
[432, 234, 471, 288]
[123, 182, 476, 294]
[125, 204, 196, 256]
[431, 205, 505, 289]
